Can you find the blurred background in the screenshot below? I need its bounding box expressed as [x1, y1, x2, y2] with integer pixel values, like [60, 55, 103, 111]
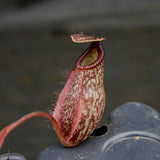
[0, 0, 160, 159]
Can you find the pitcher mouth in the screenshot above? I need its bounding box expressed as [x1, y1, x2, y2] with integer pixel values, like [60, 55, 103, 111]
[76, 42, 105, 70]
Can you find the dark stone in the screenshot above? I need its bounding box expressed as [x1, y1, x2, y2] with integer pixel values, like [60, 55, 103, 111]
[36, 102, 160, 160]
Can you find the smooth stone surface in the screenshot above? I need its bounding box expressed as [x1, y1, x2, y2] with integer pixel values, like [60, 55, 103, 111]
[37, 102, 160, 160]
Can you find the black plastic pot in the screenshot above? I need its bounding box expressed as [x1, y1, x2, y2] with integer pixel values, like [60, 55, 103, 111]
[37, 102, 160, 160]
